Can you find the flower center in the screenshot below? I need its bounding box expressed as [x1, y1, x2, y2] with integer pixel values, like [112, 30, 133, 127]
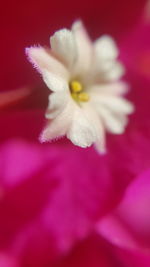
[69, 80, 90, 102]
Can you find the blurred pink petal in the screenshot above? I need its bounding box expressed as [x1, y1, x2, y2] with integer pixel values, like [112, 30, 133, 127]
[97, 215, 139, 250]
[0, 139, 124, 264]
[114, 247, 150, 267]
[116, 169, 150, 249]
[97, 169, 150, 251]
[53, 234, 120, 267]
[0, 254, 18, 267]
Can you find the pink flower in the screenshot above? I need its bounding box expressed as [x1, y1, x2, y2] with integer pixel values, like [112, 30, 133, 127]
[96, 168, 150, 267]
[0, 139, 120, 266]
[1, 138, 150, 266]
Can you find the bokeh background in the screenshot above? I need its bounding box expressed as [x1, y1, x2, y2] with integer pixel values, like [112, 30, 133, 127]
[0, 0, 147, 92]
[0, 1, 150, 267]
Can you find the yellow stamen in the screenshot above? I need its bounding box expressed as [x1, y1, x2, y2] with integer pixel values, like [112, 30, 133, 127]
[78, 92, 90, 102]
[70, 80, 90, 102]
[70, 80, 83, 93]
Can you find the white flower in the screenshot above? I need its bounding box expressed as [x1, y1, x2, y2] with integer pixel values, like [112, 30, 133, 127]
[26, 20, 134, 153]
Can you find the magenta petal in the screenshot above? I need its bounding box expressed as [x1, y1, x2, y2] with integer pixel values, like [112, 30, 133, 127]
[116, 169, 150, 249]
[97, 214, 139, 250]
[0, 139, 124, 263]
[0, 140, 47, 187]
[0, 254, 18, 267]
[53, 234, 120, 267]
[98, 169, 150, 251]
[32, 143, 116, 252]
[114, 247, 150, 267]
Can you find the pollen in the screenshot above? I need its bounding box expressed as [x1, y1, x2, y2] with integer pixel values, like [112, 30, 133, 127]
[70, 80, 83, 93]
[70, 80, 90, 102]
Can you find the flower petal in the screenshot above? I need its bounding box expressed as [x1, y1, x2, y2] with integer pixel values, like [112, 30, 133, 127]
[103, 62, 125, 81]
[115, 248, 150, 267]
[97, 169, 150, 251]
[117, 169, 150, 249]
[93, 61, 125, 82]
[82, 104, 106, 153]
[71, 20, 93, 77]
[90, 93, 133, 134]
[97, 215, 139, 250]
[92, 35, 124, 82]
[67, 103, 103, 149]
[96, 106, 128, 134]
[50, 29, 76, 69]
[0, 253, 18, 267]
[88, 82, 129, 96]
[26, 47, 69, 91]
[45, 91, 70, 119]
[40, 99, 74, 142]
[54, 234, 119, 267]
[94, 35, 119, 61]
[91, 94, 134, 115]
[42, 69, 69, 92]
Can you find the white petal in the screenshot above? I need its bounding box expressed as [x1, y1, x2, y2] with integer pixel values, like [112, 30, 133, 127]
[67, 103, 105, 149]
[43, 70, 69, 92]
[96, 106, 128, 134]
[103, 62, 125, 81]
[82, 104, 106, 152]
[71, 20, 93, 77]
[40, 120, 66, 142]
[88, 82, 129, 96]
[67, 105, 96, 148]
[91, 94, 134, 115]
[94, 35, 119, 61]
[90, 93, 134, 134]
[92, 35, 124, 82]
[50, 29, 76, 69]
[93, 60, 125, 82]
[46, 90, 70, 119]
[26, 47, 69, 91]
[40, 98, 74, 142]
